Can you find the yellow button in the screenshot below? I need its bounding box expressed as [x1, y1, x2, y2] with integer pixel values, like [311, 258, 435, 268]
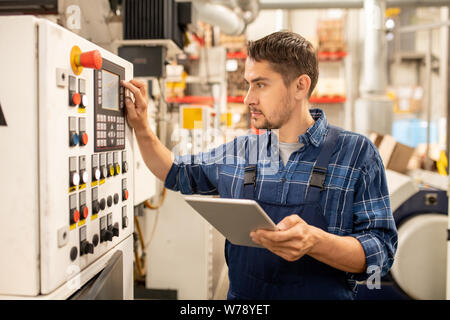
[116, 164, 121, 175]
[110, 166, 115, 177]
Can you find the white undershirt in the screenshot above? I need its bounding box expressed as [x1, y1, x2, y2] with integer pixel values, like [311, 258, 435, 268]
[278, 141, 304, 165]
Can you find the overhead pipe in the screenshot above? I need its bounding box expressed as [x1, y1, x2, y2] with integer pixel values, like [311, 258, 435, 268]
[259, 0, 450, 9]
[193, 0, 246, 35]
[234, 0, 261, 24]
[192, 0, 260, 36]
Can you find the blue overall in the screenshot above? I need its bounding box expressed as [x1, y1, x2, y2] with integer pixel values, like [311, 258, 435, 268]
[225, 126, 356, 300]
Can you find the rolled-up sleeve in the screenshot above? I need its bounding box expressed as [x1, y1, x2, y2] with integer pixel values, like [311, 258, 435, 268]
[164, 144, 225, 195]
[348, 154, 398, 281]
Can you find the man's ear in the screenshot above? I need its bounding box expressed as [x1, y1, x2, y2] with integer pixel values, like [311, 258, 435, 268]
[294, 74, 311, 100]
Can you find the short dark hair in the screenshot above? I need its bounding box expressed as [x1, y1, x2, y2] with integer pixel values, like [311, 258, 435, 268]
[247, 31, 318, 97]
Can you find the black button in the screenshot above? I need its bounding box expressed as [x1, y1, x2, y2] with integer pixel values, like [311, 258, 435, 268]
[114, 193, 119, 204]
[101, 229, 113, 242]
[99, 198, 106, 210]
[92, 234, 99, 247]
[70, 247, 78, 261]
[92, 200, 100, 214]
[112, 223, 119, 237]
[107, 196, 113, 207]
[108, 223, 119, 238]
[122, 216, 129, 229]
[80, 240, 94, 256]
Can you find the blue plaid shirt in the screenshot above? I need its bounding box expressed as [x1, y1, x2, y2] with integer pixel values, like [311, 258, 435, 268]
[165, 108, 398, 281]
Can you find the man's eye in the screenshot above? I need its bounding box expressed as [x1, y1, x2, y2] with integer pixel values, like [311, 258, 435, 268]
[257, 83, 265, 89]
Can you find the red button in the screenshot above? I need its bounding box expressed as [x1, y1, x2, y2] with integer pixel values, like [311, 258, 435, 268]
[82, 133, 88, 145]
[83, 206, 89, 219]
[123, 189, 129, 201]
[72, 93, 81, 106]
[72, 210, 80, 224]
[79, 50, 102, 70]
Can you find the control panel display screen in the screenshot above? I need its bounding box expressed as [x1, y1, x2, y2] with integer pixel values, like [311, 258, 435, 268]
[102, 70, 119, 111]
[94, 58, 125, 152]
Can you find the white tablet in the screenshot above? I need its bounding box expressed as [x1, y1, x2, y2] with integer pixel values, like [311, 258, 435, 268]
[184, 196, 277, 248]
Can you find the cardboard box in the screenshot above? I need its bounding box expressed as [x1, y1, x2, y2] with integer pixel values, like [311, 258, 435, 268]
[388, 142, 416, 174]
[377, 134, 415, 174]
[369, 132, 383, 148]
[389, 86, 424, 114]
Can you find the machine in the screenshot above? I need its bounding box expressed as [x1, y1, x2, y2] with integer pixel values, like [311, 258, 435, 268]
[0, 16, 134, 299]
[356, 169, 448, 300]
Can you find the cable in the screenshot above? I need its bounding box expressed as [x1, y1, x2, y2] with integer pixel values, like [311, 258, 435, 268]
[143, 187, 166, 248]
[144, 187, 167, 210]
[134, 215, 147, 278]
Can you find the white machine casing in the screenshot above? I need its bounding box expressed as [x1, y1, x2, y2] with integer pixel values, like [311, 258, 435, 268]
[385, 169, 448, 300]
[0, 16, 134, 298]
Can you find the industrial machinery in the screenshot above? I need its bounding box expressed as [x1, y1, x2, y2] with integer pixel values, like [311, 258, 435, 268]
[356, 169, 448, 300]
[0, 16, 134, 299]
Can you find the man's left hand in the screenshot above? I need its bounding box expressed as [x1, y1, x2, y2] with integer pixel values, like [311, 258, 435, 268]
[250, 214, 320, 262]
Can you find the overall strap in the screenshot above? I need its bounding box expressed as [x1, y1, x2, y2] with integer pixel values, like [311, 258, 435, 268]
[242, 136, 260, 200]
[306, 125, 343, 203]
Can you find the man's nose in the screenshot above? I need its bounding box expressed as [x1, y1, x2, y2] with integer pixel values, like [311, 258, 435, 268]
[244, 88, 257, 107]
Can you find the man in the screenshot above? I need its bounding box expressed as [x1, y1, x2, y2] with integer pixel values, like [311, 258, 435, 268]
[122, 31, 397, 300]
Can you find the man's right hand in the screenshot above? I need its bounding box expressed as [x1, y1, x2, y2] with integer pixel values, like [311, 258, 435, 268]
[121, 79, 149, 135]
[121, 79, 174, 182]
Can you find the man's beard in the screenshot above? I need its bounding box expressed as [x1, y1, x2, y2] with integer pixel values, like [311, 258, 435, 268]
[252, 95, 293, 130]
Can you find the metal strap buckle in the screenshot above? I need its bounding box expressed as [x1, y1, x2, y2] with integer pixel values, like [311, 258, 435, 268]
[244, 166, 257, 185]
[310, 166, 327, 190]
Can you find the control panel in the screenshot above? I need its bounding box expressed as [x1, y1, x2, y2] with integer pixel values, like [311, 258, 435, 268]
[0, 16, 134, 297]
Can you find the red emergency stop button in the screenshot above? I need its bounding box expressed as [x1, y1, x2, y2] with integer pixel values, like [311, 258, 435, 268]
[70, 46, 103, 75]
[79, 50, 102, 70]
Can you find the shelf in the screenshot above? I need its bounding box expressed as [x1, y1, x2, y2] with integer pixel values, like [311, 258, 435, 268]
[166, 96, 346, 105]
[190, 51, 247, 61]
[166, 96, 214, 105]
[227, 51, 247, 60]
[166, 96, 245, 105]
[227, 96, 245, 103]
[166, 76, 225, 84]
[309, 96, 346, 104]
[226, 96, 345, 104]
[318, 51, 347, 61]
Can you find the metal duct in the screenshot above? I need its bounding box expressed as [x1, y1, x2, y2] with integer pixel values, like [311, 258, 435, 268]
[361, 0, 387, 94]
[354, 0, 393, 137]
[192, 0, 260, 36]
[259, 0, 450, 9]
[235, 0, 261, 24]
